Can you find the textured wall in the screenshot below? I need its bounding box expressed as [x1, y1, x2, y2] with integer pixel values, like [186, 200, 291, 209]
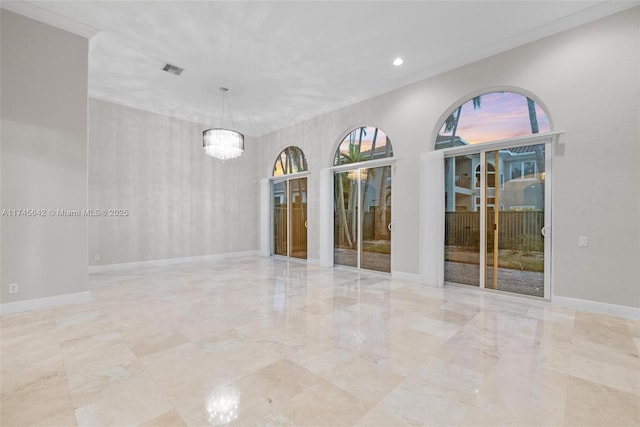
[88, 99, 259, 266]
[257, 8, 640, 308]
[1, 10, 88, 302]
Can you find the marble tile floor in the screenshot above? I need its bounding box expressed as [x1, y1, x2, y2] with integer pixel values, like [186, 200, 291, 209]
[1, 256, 639, 426]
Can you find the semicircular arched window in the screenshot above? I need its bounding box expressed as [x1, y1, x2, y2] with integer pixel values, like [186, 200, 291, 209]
[334, 126, 393, 166]
[435, 91, 550, 149]
[272, 146, 308, 176]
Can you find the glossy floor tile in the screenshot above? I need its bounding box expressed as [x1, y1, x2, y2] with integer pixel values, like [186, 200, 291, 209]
[2, 256, 639, 426]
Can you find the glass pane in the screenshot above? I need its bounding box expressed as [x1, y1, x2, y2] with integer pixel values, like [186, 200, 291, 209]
[511, 163, 522, 180]
[273, 146, 308, 176]
[273, 181, 287, 256]
[486, 145, 545, 297]
[361, 166, 391, 273]
[334, 171, 358, 267]
[334, 127, 393, 166]
[435, 91, 550, 149]
[444, 154, 480, 286]
[290, 178, 307, 259]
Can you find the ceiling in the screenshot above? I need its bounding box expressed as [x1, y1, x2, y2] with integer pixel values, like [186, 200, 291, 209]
[2, 1, 638, 137]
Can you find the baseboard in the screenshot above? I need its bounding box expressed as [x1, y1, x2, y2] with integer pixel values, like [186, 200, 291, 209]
[1, 291, 92, 316]
[552, 295, 640, 320]
[88, 250, 259, 273]
[391, 271, 421, 282]
[306, 257, 320, 265]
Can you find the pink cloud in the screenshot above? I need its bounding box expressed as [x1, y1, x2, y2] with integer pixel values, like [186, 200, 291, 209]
[439, 92, 550, 144]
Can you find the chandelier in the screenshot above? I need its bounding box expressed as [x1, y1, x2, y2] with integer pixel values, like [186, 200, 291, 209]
[203, 87, 244, 161]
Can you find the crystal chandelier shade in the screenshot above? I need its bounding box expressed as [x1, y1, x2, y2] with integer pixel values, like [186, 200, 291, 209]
[203, 87, 244, 160]
[203, 128, 244, 161]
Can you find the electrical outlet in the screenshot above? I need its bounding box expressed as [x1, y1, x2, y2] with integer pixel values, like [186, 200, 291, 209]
[8, 283, 18, 294]
[578, 236, 589, 247]
[94, 253, 101, 261]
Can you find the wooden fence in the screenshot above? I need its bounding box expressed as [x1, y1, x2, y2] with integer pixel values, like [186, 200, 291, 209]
[334, 208, 392, 246]
[273, 206, 307, 254]
[445, 211, 544, 250]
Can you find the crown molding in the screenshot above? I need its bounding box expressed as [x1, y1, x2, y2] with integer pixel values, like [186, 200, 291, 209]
[1, 1, 100, 38]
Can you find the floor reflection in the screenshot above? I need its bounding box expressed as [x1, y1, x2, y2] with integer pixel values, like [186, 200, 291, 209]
[2, 257, 637, 426]
[206, 385, 240, 426]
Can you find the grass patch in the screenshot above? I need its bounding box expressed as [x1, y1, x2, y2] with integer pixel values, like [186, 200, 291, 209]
[445, 246, 543, 272]
[362, 240, 390, 254]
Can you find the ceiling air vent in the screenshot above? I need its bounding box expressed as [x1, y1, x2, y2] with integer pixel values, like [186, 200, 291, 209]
[162, 63, 184, 76]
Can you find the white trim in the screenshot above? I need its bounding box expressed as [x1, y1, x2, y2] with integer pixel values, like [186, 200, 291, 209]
[543, 143, 552, 299]
[88, 251, 259, 273]
[419, 151, 445, 287]
[441, 131, 563, 158]
[443, 139, 551, 298]
[330, 157, 395, 173]
[270, 176, 309, 259]
[270, 171, 310, 182]
[319, 168, 334, 267]
[479, 151, 486, 289]
[0, 2, 100, 38]
[1, 291, 92, 316]
[392, 271, 421, 282]
[553, 295, 640, 320]
[356, 169, 362, 268]
[260, 178, 271, 257]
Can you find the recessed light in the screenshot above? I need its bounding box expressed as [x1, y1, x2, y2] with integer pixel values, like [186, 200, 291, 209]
[393, 57, 404, 66]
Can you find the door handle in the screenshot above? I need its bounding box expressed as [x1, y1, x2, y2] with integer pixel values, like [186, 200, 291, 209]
[388, 223, 393, 232]
[304, 221, 308, 229]
[541, 226, 548, 237]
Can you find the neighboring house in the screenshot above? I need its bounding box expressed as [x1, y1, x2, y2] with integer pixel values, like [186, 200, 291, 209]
[439, 135, 544, 212]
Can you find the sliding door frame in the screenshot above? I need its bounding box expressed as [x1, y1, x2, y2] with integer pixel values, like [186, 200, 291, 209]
[270, 171, 309, 258]
[331, 158, 395, 272]
[439, 132, 557, 298]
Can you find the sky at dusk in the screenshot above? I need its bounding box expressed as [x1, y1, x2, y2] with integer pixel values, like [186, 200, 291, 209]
[439, 92, 550, 144]
[337, 127, 390, 158]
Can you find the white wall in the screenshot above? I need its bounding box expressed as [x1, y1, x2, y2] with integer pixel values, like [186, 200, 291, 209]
[258, 8, 640, 309]
[88, 99, 259, 266]
[1, 10, 89, 303]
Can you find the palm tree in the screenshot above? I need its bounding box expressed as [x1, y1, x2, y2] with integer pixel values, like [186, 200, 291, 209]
[368, 128, 379, 160]
[374, 138, 392, 240]
[445, 96, 482, 145]
[335, 128, 367, 249]
[289, 146, 306, 173]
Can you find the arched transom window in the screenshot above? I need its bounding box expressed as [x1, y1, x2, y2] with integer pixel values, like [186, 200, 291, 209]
[334, 126, 393, 166]
[273, 146, 308, 176]
[435, 91, 550, 149]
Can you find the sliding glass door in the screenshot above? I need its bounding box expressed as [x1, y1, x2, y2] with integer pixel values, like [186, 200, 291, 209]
[272, 177, 307, 259]
[334, 165, 391, 273]
[273, 181, 288, 256]
[443, 144, 547, 297]
[435, 90, 552, 298]
[484, 145, 545, 296]
[444, 154, 481, 286]
[289, 178, 308, 259]
[334, 171, 358, 268]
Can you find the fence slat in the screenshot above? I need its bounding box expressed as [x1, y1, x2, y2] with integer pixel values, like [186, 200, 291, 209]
[445, 211, 543, 250]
